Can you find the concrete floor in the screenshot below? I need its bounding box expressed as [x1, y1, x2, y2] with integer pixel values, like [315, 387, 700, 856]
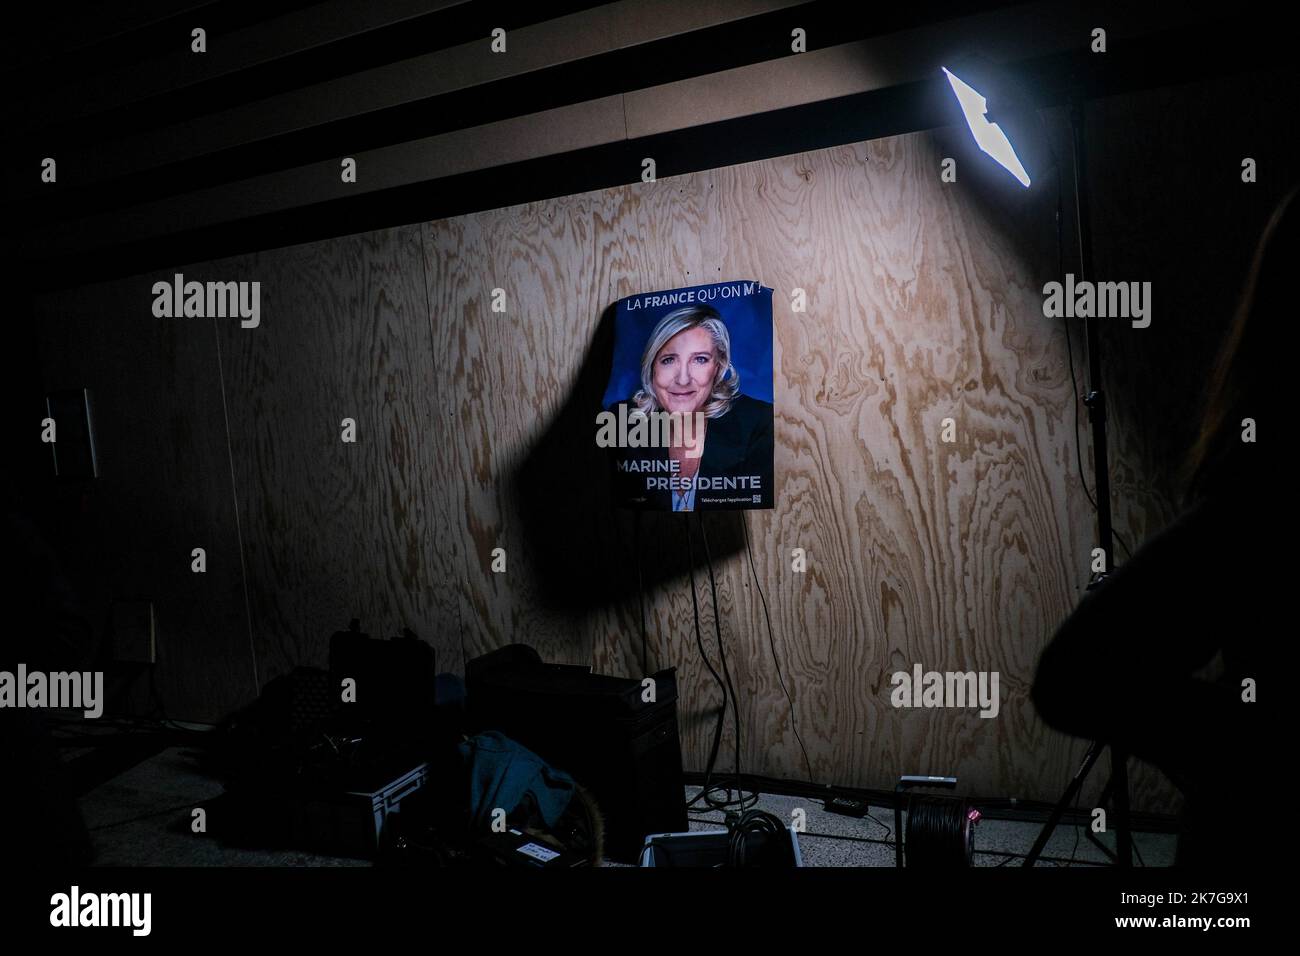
[73, 743, 1176, 867]
[681, 787, 1175, 867]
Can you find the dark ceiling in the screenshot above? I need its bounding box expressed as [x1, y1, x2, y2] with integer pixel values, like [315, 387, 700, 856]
[2, 0, 1284, 289]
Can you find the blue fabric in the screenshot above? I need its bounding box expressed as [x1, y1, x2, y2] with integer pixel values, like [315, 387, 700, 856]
[458, 731, 575, 829]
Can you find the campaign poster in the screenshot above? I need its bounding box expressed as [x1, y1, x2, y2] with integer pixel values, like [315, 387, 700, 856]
[600, 279, 774, 511]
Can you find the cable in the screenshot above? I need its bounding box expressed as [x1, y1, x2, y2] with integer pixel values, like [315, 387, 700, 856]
[726, 809, 790, 867]
[1048, 138, 1101, 522]
[697, 511, 755, 812]
[691, 806, 1118, 867]
[682, 517, 730, 813]
[1050, 128, 1135, 565]
[697, 512, 738, 778]
[904, 796, 977, 867]
[634, 510, 649, 675]
[1054, 146, 1096, 514]
[689, 817, 1106, 867]
[741, 512, 815, 786]
[1068, 116, 1136, 562]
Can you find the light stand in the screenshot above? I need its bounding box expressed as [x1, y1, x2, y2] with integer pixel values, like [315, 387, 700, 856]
[1022, 97, 1131, 867]
[942, 65, 1134, 866]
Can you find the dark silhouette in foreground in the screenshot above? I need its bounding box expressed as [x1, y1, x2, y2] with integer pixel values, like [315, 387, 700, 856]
[1033, 187, 1293, 869]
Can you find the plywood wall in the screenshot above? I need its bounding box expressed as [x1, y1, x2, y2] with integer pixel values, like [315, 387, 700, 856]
[33, 274, 257, 719]
[396, 130, 1183, 809]
[38, 119, 1213, 813]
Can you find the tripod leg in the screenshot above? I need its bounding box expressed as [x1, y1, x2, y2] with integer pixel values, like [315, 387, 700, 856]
[1023, 740, 1104, 866]
[1083, 774, 1118, 863]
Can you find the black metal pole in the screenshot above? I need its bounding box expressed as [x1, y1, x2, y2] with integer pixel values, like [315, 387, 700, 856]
[1023, 740, 1105, 865]
[1070, 97, 1132, 868]
[1024, 100, 1133, 868]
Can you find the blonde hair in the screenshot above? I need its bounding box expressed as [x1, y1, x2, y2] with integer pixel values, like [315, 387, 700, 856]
[632, 306, 740, 418]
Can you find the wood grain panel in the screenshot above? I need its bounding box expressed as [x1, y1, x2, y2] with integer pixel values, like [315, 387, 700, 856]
[215, 226, 463, 685]
[44, 77, 1289, 817]
[706, 135, 1093, 796]
[408, 134, 1180, 806]
[620, 170, 751, 775]
[34, 274, 255, 722]
[422, 191, 629, 671]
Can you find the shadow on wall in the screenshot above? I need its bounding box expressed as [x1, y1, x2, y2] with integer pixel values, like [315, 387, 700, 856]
[506, 121, 1064, 628]
[508, 303, 746, 620]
